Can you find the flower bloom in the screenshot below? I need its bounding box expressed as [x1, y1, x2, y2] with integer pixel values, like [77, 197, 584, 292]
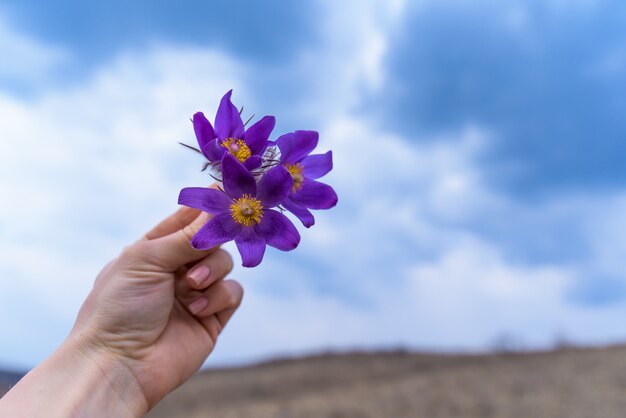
[178, 153, 301, 267]
[276, 130, 338, 227]
[193, 90, 275, 170]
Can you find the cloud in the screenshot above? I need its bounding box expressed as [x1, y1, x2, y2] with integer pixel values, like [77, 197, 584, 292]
[0, 45, 246, 368]
[0, 11, 69, 91]
[1, 0, 319, 70]
[214, 119, 626, 361]
[2, 0, 626, 372]
[210, 0, 626, 362]
[380, 0, 626, 194]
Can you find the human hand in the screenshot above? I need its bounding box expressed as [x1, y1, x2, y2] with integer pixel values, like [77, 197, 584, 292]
[0, 204, 243, 417]
[68, 205, 243, 411]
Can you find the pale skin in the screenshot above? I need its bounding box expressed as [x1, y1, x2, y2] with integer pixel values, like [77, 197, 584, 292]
[0, 206, 243, 417]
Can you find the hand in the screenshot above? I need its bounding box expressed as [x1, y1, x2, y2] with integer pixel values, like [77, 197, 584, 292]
[0, 205, 243, 417]
[73, 206, 244, 408]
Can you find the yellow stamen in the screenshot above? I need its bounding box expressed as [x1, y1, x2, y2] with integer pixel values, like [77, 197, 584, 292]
[230, 194, 263, 227]
[285, 163, 305, 192]
[221, 138, 252, 163]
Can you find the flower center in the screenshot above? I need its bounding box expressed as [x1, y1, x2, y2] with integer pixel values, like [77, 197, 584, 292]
[221, 138, 251, 163]
[230, 194, 263, 227]
[285, 163, 304, 192]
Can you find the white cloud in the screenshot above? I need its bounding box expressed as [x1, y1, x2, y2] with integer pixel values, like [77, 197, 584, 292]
[0, 45, 247, 367]
[1, 0, 626, 371]
[210, 0, 626, 363]
[0, 11, 70, 86]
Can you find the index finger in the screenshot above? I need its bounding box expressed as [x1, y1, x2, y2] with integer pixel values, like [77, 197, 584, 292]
[143, 206, 201, 241]
[143, 184, 220, 241]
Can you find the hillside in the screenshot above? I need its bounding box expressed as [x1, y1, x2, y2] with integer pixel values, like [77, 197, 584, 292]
[148, 345, 626, 418]
[2, 346, 625, 417]
[0, 371, 23, 397]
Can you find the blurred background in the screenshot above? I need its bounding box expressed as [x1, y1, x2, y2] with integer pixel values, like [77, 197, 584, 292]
[1, 0, 626, 416]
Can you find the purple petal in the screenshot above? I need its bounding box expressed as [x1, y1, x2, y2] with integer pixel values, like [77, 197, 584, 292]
[214, 90, 245, 139]
[255, 209, 301, 250]
[275, 132, 295, 163]
[193, 112, 216, 150]
[234, 227, 266, 267]
[245, 115, 275, 154]
[301, 151, 333, 180]
[243, 155, 262, 170]
[201, 138, 226, 162]
[277, 130, 319, 164]
[290, 179, 338, 209]
[282, 198, 315, 228]
[178, 187, 231, 214]
[221, 153, 257, 199]
[257, 165, 293, 207]
[191, 213, 241, 250]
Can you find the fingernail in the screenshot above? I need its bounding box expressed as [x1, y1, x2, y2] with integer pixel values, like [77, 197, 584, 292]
[188, 265, 210, 286]
[189, 297, 208, 315]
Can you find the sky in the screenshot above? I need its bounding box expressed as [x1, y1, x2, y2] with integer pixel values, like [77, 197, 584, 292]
[1, 0, 626, 371]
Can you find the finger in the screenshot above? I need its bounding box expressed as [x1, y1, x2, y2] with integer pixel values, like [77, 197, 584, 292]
[142, 211, 218, 270]
[174, 253, 232, 306]
[201, 301, 242, 342]
[217, 304, 239, 331]
[142, 183, 221, 241]
[184, 249, 234, 290]
[143, 206, 201, 241]
[185, 279, 242, 316]
[174, 249, 233, 303]
[185, 280, 243, 340]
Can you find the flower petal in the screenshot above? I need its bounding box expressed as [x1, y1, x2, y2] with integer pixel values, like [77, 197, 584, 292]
[221, 153, 257, 199]
[191, 212, 241, 250]
[245, 115, 275, 154]
[201, 138, 225, 162]
[193, 112, 216, 150]
[257, 165, 293, 207]
[277, 130, 319, 164]
[243, 155, 262, 170]
[290, 179, 338, 209]
[178, 187, 232, 214]
[255, 209, 301, 250]
[282, 198, 315, 228]
[301, 151, 333, 180]
[214, 90, 245, 139]
[235, 227, 266, 267]
[275, 132, 294, 163]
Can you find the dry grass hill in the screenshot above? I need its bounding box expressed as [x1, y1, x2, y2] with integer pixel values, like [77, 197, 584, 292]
[3, 346, 625, 417]
[148, 345, 626, 418]
[0, 370, 23, 398]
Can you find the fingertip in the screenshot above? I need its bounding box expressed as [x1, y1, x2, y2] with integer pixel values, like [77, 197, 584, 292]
[143, 206, 202, 241]
[183, 211, 212, 239]
[223, 279, 244, 308]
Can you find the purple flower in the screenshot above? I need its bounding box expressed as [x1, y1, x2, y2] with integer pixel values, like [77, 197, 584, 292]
[193, 90, 275, 171]
[178, 153, 301, 267]
[276, 130, 338, 228]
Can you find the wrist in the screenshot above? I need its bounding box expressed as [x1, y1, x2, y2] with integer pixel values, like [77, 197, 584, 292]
[0, 333, 149, 418]
[62, 333, 150, 417]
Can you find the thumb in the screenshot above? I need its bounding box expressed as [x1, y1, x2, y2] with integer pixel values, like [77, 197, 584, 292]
[141, 211, 217, 270]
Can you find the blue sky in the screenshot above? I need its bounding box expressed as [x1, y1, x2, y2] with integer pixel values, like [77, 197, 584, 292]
[1, 0, 626, 371]
[382, 0, 626, 193]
